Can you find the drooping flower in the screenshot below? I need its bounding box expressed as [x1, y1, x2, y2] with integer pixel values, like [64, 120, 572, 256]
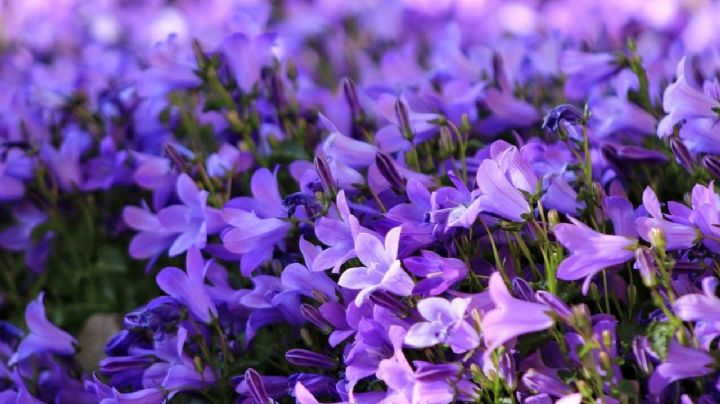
[648, 340, 714, 395]
[156, 246, 217, 323]
[554, 216, 637, 293]
[636, 187, 698, 250]
[10, 293, 76, 365]
[482, 272, 554, 352]
[338, 226, 414, 306]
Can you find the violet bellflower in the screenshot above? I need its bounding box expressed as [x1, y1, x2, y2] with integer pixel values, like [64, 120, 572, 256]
[156, 246, 218, 323]
[673, 277, 720, 349]
[222, 168, 292, 276]
[312, 190, 366, 273]
[636, 187, 698, 250]
[648, 340, 715, 396]
[404, 297, 479, 354]
[10, 293, 76, 365]
[469, 159, 532, 222]
[554, 216, 637, 293]
[337, 226, 414, 306]
[157, 173, 225, 257]
[481, 272, 554, 352]
[376, 326, 457, 404]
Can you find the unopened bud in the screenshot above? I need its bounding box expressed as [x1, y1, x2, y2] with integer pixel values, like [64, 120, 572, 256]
[245, 368, 271, 404]
[342, 77, 361, 118]
[314, 155, 336, 197]
[369, 290, 408, 316]
[285, 349, 337, 369]
[375, 151, 405, 194]
[395, 98, 412, 139]
[163, 142, 189, 173]
[702, 155, 720, 180]
[511, 277, 536, 302]
[300, 304, 331, 333]
[571, 304, 591, 332]
[669, 137, 694, 172]
[439, 126, 456, 155]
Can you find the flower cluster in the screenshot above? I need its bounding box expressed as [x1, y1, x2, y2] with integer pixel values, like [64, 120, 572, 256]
[2, 0, 720, 403]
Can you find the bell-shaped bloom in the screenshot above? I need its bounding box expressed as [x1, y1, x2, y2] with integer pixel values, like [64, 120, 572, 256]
[554, 217, 636, 293]
[0, 203, 53, 273]
[10, 293, 76, 364]
[482, 272, 554, 352]
[690, 182, 720, 253]
[156, 247, 217, 323]
[661, 57, 720, 129]
[648, 340, 714, 395]
[405, 297, 479, 353]
[338, 226, 414, 306]
[222, 32, 277, 93]
[135, 34, 201, 98]
[636, 187, 698, 250]
[469, 159, 531, 222]
[559, 50, 621, 100]
[39, 126, 91, 191]
[674, 277, 720, 345]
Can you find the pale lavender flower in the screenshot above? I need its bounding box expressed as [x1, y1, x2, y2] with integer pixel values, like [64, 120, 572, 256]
[156, 246, 217, 323]
[482, 272, 554, 352]
[338, 226, 414, 306]
[554, 217, 637, 293]
[648, 340, 714, 395]
[10, 293, 76, 365]
[405, 297, 479, 353]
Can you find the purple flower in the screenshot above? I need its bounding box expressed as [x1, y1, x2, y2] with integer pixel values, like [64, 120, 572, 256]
[674, 277, 720, 348]
[636, 187, 698, 250]
[559, 51, 621, 100]
[376, 326, 456, 404]
[482, 272, 554, 352]
[0, 147, 33, 201]
[468, 159, 532, 222]
[554, 217, 637, 293]
[661, 57, 720, 130]
[157, 173, 224, 257]
[648, 340, 714, 395]
[206, 143, 253, 178]
[156, 246, 217, 323]
[338, 226, 414, 306]
[403, 250, 468, 297]
[221, 32, 277, 93]
[222, 168, 293, 275]
[405, 297, 479, 353]
[10, 293, 76, 365]
[39, 126, 91, 191]
[312, 190, 366, 273]
[123, 203, 175, 261]
[0, 203, 53, 273]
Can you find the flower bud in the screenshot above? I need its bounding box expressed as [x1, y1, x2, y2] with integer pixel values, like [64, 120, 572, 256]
[300, 304, 331, 333]
[395, 98, 412, 139]
[632, 336, 651, 374]
[342, 77, 361, 118]
[669, 137, 694, 172]
[369, 290, 408, 316]
[285, 349, 337, 369]
[536, 291, 572, 324]
[702, 155, 720, 180]
[314, 155, 336, 197]
[245, 368, 271, 404]
[375, 151, 405, 194]
[163, 142, 189, 173]
[522, 369, 572, 396]
[511, 277, 536, 302]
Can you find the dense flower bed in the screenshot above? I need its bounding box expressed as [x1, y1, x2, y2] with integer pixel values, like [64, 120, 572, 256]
[1, 0, 720, 403]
